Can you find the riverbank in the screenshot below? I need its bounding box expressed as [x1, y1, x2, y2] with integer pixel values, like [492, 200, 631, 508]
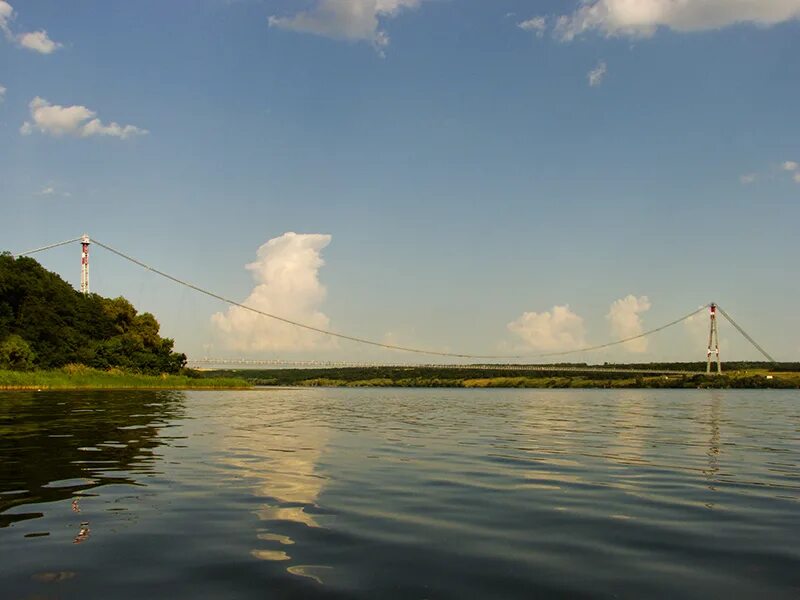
[0, 368, 250, 390]
[205, 365, 800, 390]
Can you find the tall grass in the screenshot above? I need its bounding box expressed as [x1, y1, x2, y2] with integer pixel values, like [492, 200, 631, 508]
[0, 366, 249, 390]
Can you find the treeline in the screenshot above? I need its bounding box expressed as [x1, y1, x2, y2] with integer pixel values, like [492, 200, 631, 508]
[206, 365, 800, 390]
[0, 253, 186, 374]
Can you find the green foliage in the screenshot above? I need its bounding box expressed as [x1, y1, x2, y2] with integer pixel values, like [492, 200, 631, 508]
[210, 366, 800, 390]
[0, 367, 248, 390]
[0, 254, 187, 374]
[0, 335, 36, 371]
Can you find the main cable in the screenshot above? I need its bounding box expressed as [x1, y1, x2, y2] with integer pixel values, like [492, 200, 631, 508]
[539, 305, 708, 358]
[91, 238, 517, 360]
[716, 305, 776, 363]
[91, 238, 707, 361]
[13, 237, 83, 258]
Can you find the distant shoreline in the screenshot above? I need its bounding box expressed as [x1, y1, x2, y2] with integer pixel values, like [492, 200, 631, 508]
[2, 365, 798, 391]
[208, 364, 800, 390]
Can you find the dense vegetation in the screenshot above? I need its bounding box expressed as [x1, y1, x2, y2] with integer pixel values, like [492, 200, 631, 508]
[0, 253, 186, 374]
[207, 364, 800, 390]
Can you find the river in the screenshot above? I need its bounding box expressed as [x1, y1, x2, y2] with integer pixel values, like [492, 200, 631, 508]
[1, 389, 798, 598]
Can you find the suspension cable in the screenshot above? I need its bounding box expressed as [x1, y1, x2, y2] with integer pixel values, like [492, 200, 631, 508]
[91, 238, 516, 360]
[716, 305, 776, 363]
[539, 305, 708, 358]
[8, 236, 724, 362]
[13, 237, 83, 258]
[90, 238, 707, 361]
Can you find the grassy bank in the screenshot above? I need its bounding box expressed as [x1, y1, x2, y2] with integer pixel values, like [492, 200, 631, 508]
[206, 365, 800, 390]
[0, 367, 250, 390]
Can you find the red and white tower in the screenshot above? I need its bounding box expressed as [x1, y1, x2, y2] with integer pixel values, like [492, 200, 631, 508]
[706, 303, 721, 374]
[80, 234, 91, 295]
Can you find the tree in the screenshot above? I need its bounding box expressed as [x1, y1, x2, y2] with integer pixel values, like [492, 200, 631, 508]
[0, 335, 37, 371]
[0, 253, 186, 374]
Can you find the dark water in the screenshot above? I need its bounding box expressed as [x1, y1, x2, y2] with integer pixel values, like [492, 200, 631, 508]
[1, 389, 799, 599]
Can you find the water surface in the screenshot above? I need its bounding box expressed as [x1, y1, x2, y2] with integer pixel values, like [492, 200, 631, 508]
[1, 389, 799, 598]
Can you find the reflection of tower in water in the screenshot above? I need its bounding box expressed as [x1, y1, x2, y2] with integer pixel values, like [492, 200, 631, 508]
[703, 393, 722, 495]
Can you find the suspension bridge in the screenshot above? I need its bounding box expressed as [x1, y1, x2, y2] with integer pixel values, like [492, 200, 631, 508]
[12, 235, 778, 375]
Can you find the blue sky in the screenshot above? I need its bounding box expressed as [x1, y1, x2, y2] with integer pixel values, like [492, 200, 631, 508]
[2, 0, 799, 363]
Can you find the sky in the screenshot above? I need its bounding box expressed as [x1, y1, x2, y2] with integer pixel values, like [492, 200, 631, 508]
[1, 0, 799, 364]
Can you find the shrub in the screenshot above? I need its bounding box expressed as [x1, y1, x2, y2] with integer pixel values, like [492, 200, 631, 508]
[0, 335, 37, 371]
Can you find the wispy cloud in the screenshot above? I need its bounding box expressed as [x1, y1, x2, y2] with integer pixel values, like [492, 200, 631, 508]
[36, 185, 71, 198]
[0, 84, 6, 103]
[507, 305, 587, 352]
[0, 1, 12, 36]
[20, 97, 148, 139]
[739, 173, 758, 185]
[781, 161, 800, 184]
[742, 160, 800, 185]
[212, 232, 336, 352]
[518, 16, 546, 37]
[0, 1, 62, 54]
[269, 0, 424, 54]
[588, 60, 608, 86]
[518, 1, 800, 42]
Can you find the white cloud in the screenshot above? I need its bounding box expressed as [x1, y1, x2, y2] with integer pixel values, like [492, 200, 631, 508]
[36, 185, 70, 197]
[507, 305, 587, 352]
[269, 0, 423, 52]
[552, 0, 800, 41]
[17, 30, 61, 54]
[739, 173, 757, 185]
[588, 60, 608, 86]
[607, 295, 651, 353]
[518, 16, 547, 37]
[212, 232, 336, 352]
[0, 84, 6, 103]
[782, 160, 799, 171]
[794, 173, 800, 184]
[20, 97, 148, 139]
[0, 2, 62, 53]
[0, 1, 13, 36]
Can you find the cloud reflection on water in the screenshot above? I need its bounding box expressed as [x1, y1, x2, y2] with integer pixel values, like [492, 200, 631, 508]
[218, 403, 331, 579]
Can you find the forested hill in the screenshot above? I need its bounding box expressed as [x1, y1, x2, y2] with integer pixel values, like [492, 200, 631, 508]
[0, 253, 186, 373]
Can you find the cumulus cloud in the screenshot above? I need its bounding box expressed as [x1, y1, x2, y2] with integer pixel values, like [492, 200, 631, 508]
[20, 97, 148, 139]
[607, 295, 652, 353]
[17, 30, 61, 54]
[212, 233, 335, 352]
[588, 60, 608, 86]
[269, 0, 424, 52]
[0, 2, 62, 53]
[507, 305, 587, 352]
[551, 0, 800, 41]
[518, 16, 547, 37]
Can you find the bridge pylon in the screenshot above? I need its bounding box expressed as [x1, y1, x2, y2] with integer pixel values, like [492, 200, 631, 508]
[80, 234, 91, 295]
[706, 303, 721, 374]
